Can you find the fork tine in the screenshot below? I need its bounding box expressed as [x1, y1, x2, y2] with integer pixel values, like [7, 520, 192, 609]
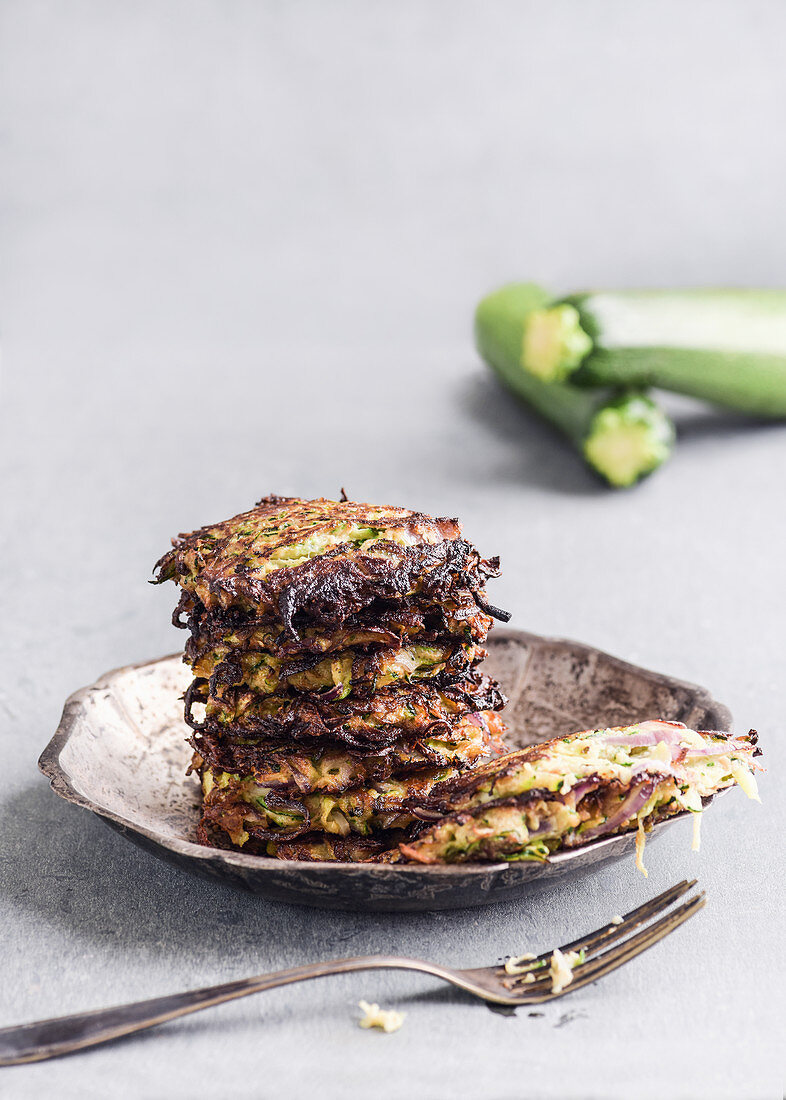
[557, 878, 698, 958]
[503, 879, 697, 986]
[549, 892, 706, 999]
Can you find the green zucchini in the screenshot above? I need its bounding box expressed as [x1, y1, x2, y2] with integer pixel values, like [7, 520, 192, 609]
[475, 284, 675, 488]
[520, 288, 786, 417]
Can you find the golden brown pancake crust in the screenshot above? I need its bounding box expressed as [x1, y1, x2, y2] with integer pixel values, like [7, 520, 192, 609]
[154, 496, 503, 634]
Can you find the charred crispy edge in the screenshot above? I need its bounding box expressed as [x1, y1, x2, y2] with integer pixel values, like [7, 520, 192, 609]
[199, 758, 454, 841]
[184, 678, 209, 731]
[195, 641, 487, 704]
[189, 714, 391, 751]
[184, 667, 505, 715]
[188, 631, 485, 682]
[267, 827, 408, 862]
[156, 528, 500, 640]
[440, 675, 507, 713]
[405, 784, 581, 828]
[188, 715, 509, 795]
[200, 778, 314, 841]
[270, 539, 500, 639]
[190, 737, 403, 791]
[475, 600, 511, 624]
[701, 727, 760, 755]
[471, 581, 511, 624]
[190, 718, 508, 749]
[179, 590, 495, 655]
[184, 674, 507, 748]
[197, 819, 411, 861]
[265, 833, 401, 862]
[190, 709, 508, 761]
[172, 590, 194, 629]
[255, 494, 297, 508]
[194, 719, 481, 753]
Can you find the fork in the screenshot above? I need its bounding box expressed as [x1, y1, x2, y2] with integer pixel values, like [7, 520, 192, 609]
[0, 880, 703, 1066]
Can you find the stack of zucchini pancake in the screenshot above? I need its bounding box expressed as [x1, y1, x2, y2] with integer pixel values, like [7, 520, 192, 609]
[154, 495, 512, 862]
[155, 495, 761, 865]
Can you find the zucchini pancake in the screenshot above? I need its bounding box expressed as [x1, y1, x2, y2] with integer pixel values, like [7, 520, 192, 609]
[155, 494, 512, 858]
[156, 496, 761, 867]
[398, 721, 761, 867]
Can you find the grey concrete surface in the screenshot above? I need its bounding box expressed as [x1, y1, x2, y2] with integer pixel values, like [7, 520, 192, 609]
[0, 2, 783, 1097]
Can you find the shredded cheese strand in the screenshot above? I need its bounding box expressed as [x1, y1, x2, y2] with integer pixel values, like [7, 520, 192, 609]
[635, 818, 648, 877]
[691, 810, 702, 852]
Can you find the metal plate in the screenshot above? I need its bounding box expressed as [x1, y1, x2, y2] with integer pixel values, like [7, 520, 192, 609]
[38, 630, 731, 912]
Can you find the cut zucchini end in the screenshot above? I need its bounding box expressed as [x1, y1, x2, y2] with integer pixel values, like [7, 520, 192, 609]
[521, 305, 593, 382]
[583, 394, 675, 488]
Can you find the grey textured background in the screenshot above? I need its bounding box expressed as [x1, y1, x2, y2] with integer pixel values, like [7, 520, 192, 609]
[0, 2, 783, 1097]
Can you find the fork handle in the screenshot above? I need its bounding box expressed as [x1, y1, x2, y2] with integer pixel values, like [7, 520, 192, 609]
[0, 956, 451, 1067]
